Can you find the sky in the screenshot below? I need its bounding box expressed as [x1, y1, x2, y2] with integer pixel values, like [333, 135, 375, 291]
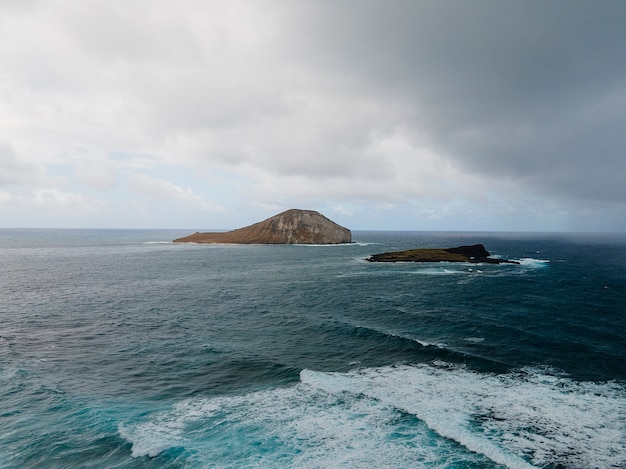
[1, 0, 626, 232]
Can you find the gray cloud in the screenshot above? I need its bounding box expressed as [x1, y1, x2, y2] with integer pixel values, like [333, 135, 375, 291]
[1, 0, 625, 230]
[277, 1, 626, 202]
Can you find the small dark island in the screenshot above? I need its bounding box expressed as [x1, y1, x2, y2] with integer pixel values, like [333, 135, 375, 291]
[367, 244, 519, 264]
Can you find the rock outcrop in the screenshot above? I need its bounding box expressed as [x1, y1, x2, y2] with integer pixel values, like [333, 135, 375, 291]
[367, 244, 519, 264]
[173, 209, 352, 244]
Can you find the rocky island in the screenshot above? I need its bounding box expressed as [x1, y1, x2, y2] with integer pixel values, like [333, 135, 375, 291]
[173, 209, 352, 244]
[367, 244, 519, 264]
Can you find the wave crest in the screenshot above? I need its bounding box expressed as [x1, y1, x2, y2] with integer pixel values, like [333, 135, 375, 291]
[119, 363, 625, 468]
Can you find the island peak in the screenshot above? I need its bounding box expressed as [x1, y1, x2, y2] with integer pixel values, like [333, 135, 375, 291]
[173, 209, 351, 244]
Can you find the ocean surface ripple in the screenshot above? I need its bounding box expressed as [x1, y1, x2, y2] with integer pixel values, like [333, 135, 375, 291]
[1, 229, 625, 468]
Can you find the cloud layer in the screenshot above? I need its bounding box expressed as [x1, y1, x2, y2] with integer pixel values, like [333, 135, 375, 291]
[1, 0, 625, 230]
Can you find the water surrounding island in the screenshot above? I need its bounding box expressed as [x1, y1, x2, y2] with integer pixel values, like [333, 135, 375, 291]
[1, 229, 625, 468]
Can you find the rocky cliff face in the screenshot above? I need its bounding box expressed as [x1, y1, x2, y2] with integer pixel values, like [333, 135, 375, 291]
[173, 209, 352, 244]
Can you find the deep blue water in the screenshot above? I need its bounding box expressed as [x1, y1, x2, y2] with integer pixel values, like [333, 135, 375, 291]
[1, 229, 625, 468]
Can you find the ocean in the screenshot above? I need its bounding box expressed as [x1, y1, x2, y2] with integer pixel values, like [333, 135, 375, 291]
[1, 229, 625, 468]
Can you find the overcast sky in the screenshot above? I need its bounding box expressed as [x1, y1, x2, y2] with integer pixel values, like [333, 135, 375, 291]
[2, 0, 625, 231]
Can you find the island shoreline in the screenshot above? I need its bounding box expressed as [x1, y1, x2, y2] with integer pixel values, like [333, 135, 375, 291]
[366, 244, 520, 264]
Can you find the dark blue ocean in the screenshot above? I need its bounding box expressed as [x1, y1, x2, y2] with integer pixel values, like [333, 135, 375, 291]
[1, 229, 625, 468]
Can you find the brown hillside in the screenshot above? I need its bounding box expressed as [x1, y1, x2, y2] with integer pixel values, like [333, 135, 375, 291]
[173, 209, 352, 244]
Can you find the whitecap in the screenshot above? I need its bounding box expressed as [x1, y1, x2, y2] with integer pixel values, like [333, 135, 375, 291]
[516, 258, 550, 267]
[119, 364, 625, 468]
[302, 364, 626, 469]
[464, 337, 485, 343]
[292, 242, 360, 247]
[119, 380, 469, 467]
[118, 422, 184, 458]
[414, 267, 464, 276]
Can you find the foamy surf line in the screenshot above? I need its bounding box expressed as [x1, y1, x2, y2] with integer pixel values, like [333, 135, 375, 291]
[120, 364, 625, 468]
[516, 257, 550, 267]
[301, 364, 626, 469]
[119, 384, 460, 467]
[300, 369, 534, 469]
[292, 241, 376, 247]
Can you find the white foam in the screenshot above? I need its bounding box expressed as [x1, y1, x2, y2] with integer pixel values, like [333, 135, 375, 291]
[301, 367, 535, 469]
[119, 382, 466, 467]
[414, 267, 465, 275]
[356, 325, 445, 350]
[302, 365, 626, 469]
[119, 364, 625, 468]
[516, 258, 550, 267]
[292, 242, 359, 247]
[413, 338, 447, 348]
[353, 265, 470, 275]
[118, 422, 183, 458]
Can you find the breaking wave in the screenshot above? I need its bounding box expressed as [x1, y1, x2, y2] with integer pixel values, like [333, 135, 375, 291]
[120, 363, 625, 468]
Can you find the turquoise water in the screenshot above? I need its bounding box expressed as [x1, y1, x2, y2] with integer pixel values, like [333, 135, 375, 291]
[1, 230, 625, 468]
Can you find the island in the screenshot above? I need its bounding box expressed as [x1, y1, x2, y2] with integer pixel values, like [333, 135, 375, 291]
[173, 209, 352, 244]
[366, 244, 519, 264]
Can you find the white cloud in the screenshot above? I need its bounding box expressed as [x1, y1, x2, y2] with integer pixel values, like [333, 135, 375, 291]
[0, 190, 13, 204]
[74, 157, 117, 190]
[30, 188, 103, 214]
[0, 187, 103, 215]
[130, 173, 219, 211]
[0, 142, 46, 186]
